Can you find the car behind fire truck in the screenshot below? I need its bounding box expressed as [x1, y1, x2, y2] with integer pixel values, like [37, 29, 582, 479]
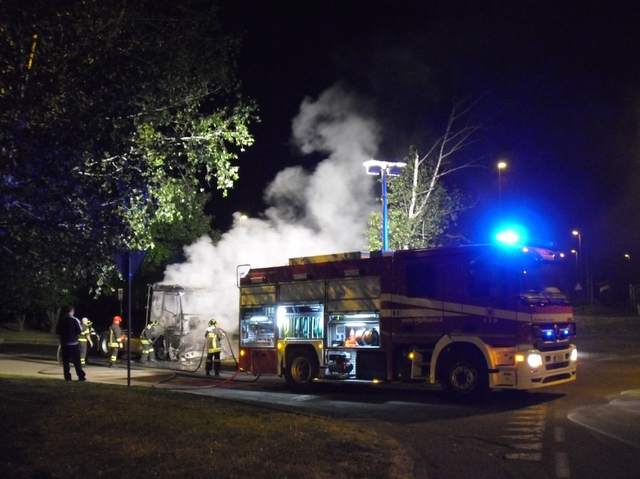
[237, 243, 577, 401]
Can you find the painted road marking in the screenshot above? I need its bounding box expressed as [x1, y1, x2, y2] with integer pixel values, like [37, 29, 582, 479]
[503, 407, 547, 462]
[504, 452, 542, 461]
[556, 451, 570, 478]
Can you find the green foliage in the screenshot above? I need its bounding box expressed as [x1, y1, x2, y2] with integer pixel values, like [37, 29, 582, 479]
[0, 1, 257, 313]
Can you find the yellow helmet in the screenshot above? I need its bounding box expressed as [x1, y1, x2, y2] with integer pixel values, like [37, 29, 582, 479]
[208, 318, 218, 327]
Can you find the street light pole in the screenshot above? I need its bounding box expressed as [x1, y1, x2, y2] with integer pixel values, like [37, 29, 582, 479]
[381, 167, 390, 250]
[363, 159, 407, 251]
[572, 230, 582, 283]
[497, 161, 507, 209]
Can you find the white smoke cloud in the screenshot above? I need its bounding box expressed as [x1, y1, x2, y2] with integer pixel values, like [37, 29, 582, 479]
[161, 84, 381, 335]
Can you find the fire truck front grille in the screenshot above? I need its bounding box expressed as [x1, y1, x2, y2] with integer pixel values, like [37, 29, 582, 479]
[545, 361, 569, 371]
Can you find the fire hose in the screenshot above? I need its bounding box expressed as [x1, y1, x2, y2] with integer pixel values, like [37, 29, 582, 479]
[151, 337, 259, 390]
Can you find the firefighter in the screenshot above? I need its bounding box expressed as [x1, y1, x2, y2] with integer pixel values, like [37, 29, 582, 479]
[139, 320, 160, 363]
[205, 318, 225, 376]
[108, 316, 124, 368]
[78, 317, 93, 365]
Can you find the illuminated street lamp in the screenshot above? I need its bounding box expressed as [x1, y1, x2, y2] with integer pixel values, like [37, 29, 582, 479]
[572, 230, 590, 302]
[363, 159, 407, 251]
[497, 161, 507, 208]
[570, 249, 578, 270]
[572, 230, 582, 277]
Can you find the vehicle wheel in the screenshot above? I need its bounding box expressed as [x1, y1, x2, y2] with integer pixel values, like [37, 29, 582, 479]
[155, 344, 166, 361]
[284, 348, 319, 392]
[154, 335, 167, 361]
[57, 345, 62, 365]
[440, 350, 489, 403]
[89, 333, 100, 354]
[98, 332, 111, 357]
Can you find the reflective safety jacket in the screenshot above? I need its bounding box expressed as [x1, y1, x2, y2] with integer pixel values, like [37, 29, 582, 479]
[108, 323, 123, 349]
[205, 327, 225, 354]
[78, 323, 90, 342]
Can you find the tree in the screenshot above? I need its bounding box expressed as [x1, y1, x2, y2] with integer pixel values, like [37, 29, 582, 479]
[365, 98, 482, 250]
[0, 0, 257, 323]
[137, 190, 221, 287]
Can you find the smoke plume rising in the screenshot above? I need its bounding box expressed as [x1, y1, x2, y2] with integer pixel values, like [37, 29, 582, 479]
[161, 84, 381, 335]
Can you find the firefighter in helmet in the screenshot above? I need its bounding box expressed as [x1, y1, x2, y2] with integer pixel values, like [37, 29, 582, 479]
[205, 318, 225, 376]
[108, 316, 124, 368]
[139, 320, 161, 363]
[78, 317, 93, 365]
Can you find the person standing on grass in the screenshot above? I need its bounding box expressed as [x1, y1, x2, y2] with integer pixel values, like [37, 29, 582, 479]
[56, 306, 86, 381]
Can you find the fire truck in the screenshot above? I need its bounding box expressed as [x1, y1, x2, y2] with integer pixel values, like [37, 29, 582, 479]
[238, 243, 577, 401]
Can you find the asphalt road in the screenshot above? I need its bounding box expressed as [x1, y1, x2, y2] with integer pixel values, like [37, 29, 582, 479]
[2, 336, 639, 479]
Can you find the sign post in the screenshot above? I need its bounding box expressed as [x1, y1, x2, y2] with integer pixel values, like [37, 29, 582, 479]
[114, 250, 146, 387]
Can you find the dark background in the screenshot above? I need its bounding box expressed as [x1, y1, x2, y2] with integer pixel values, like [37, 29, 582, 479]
[211, 1, 640, 262]
[79, 1, 640, 329]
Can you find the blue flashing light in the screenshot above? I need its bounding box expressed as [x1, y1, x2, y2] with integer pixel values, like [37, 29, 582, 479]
[496, 231, 520, 244]
[493, 224, 529, 246]
[544, 330, 554, 339]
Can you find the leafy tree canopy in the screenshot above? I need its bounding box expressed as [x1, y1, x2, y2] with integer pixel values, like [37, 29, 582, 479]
[0, 0, 257, 317]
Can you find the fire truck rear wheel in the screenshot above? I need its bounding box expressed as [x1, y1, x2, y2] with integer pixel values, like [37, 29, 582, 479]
[284, 348, 319, 392]
[441, 351, 489, 403]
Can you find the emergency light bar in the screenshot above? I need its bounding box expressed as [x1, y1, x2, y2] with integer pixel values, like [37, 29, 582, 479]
[249, 273, 266, 284]
[494, 224, 529, 246]
[496, 231, 519, 244]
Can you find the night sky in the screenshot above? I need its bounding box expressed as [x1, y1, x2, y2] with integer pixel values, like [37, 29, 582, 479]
[213, 1, 640, 264]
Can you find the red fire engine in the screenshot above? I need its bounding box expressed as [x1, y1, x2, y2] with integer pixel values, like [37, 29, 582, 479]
[238, 243, 577, 401]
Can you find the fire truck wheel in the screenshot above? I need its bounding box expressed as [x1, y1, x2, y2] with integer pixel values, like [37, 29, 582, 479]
[284, 348, 319, 392]
[441, 351, 489, 403]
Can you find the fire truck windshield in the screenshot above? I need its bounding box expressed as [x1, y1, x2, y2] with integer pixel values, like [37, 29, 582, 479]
[518, 265, 571, 306]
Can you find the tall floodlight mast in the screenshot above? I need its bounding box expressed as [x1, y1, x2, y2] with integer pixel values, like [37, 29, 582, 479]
[363, 159, 407, 251]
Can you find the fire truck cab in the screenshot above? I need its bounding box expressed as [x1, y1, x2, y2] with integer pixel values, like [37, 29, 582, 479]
[238, 244, 577, 401]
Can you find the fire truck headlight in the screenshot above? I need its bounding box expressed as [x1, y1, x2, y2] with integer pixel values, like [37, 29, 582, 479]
[527, 353, 543, 368]
[570, 348, 578, 361]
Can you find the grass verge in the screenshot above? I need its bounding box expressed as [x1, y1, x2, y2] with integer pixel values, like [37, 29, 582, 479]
[0, 377, 413, 479]
[0, 324, 59, 345]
